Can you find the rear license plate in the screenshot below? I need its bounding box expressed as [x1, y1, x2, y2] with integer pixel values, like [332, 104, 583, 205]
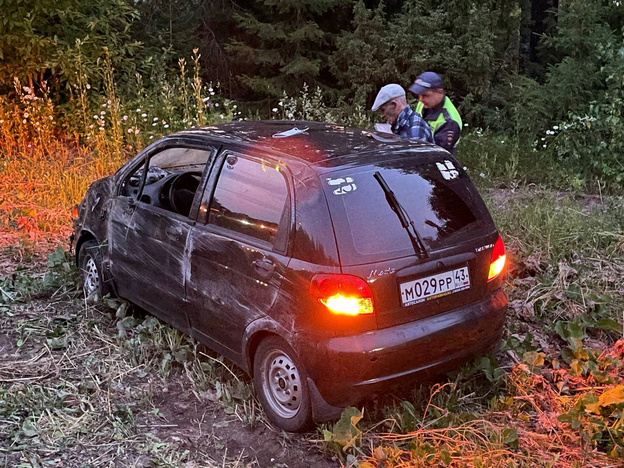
[400, 266, 470, 307]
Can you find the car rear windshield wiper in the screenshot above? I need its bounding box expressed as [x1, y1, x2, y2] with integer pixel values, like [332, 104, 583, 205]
[373, 171, 428, 259]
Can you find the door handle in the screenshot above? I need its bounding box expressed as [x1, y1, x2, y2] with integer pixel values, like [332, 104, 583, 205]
[123, 200, 136, 216]
[165, 226, 183, 241]
[252, 258, 275, 279]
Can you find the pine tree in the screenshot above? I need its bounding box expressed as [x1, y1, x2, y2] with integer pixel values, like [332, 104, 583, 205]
[226, 0, 347, 99]
[330, 1, 399, 105]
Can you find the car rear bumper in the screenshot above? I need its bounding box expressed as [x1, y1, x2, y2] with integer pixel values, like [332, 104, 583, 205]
[300, 289, 507, 411]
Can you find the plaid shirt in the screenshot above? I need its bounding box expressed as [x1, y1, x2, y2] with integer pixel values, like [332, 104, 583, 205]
[392, 105, 434, 143]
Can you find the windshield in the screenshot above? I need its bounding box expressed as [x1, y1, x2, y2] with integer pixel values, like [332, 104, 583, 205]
[323, 154, 493, 265]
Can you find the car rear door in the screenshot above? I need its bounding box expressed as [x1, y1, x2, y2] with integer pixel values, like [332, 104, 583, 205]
[108, 143, 217, 331]
[186, 152, 292, 361]
[322, 152, 500, 330]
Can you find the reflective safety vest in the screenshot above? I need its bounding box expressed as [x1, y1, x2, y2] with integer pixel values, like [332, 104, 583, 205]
[416, 96, 462, 149]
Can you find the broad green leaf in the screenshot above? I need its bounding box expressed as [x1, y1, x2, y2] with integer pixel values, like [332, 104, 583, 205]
[522, 351, 545, 366]
[327, 407, 363, 451]
[585, 385, 624, 414]
[22, 418, 38, 437]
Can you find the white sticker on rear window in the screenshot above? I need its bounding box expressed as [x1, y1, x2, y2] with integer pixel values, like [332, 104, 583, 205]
[327, 176, 357, 195]
[436, 160, 459, 180]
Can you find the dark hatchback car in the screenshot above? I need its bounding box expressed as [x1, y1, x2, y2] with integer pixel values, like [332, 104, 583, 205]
[71, 121, 507, 432]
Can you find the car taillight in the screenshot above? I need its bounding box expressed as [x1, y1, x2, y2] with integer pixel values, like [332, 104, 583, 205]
[309, 274, 374, 316]
[487, 235, 506, 282]
[71, 205, 79, 219]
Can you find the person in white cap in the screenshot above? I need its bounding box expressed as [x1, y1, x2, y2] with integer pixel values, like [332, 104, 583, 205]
[371, 83, 434, 143]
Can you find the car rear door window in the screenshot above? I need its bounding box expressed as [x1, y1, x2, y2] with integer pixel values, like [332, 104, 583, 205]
[208, 155, 289, 247]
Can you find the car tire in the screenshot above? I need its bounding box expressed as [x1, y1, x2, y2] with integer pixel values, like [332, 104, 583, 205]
[78, 239, 111, 299]
[253, 336, 313, 432]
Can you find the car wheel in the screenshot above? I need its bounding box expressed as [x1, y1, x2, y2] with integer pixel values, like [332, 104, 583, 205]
[253, 336, 313, 432]
[78, 239, 111, 298]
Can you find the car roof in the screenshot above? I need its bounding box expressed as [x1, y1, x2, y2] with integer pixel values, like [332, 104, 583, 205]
[176, 120, 445, 169]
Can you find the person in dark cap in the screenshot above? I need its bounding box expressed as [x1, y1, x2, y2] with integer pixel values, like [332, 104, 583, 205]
[409, 72, 462, 154]
[371, 84, 434, 143]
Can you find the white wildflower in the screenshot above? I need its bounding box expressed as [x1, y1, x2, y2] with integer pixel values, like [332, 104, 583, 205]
[153, 117, 159, 121]
[152, 122, 157, 126]
[479, 173, 486, 178]
[203, 97, 210, 103]
[272, 108, 278, 113]
[134, 129, 140, 135]
[86, 83, 91, 89]
[164, 124, 169, 128]
[127, 128, 132, 133]
[136, 108, 141, 112]
[123, 115, 128, 121]
[22, 119, 26, 124]
[141, 113, 147, 117]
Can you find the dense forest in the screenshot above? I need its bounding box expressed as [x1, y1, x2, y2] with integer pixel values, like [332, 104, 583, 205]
[1, 0, 624, 190]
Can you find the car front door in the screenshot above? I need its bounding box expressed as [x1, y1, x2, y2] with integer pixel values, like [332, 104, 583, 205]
[186, 152, 292, 361]
[108, 144, 216, 331]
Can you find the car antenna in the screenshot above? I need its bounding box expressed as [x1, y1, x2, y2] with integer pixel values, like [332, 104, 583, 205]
[373, 171, 428, 259]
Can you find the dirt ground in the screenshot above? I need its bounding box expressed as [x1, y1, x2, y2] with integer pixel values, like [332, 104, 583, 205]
[0, 249, 340, 468]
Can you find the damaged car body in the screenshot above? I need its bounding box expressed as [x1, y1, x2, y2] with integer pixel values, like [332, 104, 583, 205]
[71, 121, 508, 432]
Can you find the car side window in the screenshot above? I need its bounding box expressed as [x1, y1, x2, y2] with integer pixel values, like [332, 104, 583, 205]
[207, 155, 289, 246]
[119, 146, 213, 218]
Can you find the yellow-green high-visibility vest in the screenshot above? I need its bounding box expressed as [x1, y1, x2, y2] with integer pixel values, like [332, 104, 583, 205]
[416, 96, 462, 144]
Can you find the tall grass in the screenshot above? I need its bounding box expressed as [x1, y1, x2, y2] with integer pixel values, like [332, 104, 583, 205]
[0, 49, 237, 245]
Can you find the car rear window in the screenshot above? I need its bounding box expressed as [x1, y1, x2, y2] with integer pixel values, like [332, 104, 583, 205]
[323, 154, 493, 265]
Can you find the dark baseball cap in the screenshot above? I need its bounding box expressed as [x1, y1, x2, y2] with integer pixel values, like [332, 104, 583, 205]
[408, 72, 444, 95]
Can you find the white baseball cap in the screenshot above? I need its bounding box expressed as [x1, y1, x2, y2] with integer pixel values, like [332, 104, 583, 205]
[371, 84, 406, 111]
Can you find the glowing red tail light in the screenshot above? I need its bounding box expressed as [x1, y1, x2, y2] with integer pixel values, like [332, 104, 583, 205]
[71, 205, 79, 219]
[309, 274, 374, 316]
[487, 235, 506, 282]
